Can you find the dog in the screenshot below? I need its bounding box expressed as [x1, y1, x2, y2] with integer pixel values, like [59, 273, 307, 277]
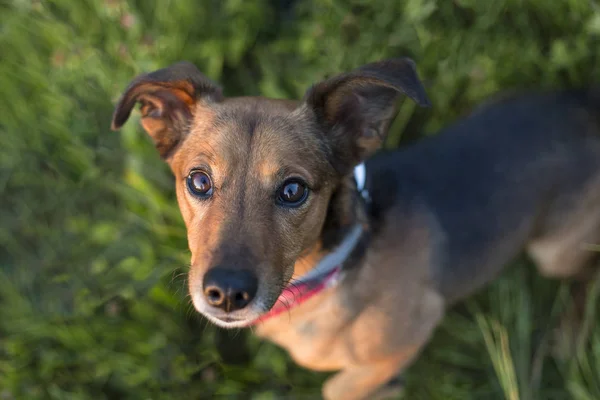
[111, 58, 600, 400]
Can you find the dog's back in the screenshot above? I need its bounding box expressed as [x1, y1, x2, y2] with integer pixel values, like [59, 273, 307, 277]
[366, 89, 600, 303]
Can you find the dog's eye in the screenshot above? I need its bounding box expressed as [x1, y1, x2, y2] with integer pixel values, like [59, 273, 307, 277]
[277, 179, 308, 207]
[187, 170, 213, 198]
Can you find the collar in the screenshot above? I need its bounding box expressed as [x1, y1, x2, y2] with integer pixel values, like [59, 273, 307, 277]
[248, 163, 368, 326]
[353, 162, 371, 204]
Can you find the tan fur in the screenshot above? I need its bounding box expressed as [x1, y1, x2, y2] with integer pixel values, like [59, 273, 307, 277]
[528, 178, 600, 278]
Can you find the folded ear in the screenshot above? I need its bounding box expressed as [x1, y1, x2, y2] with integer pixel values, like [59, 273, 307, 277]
[111, 61, 223, 159]
[304, 58, 430, 173]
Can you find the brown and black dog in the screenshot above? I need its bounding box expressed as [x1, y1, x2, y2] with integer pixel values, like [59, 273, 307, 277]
[112, 58, 600, 399]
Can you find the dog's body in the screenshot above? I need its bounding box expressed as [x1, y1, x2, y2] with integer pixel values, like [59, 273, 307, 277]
[112, 59, 600, 399]
[257, 89, 600, 398]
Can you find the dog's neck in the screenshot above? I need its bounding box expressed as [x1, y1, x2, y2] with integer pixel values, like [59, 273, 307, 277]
[293, 163, 371, 278]
[294, 223, 363, 283]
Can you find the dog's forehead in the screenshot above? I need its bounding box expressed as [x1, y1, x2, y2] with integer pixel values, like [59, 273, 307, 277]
[211, 97, 306, 142]
[174, 97, 330, 177]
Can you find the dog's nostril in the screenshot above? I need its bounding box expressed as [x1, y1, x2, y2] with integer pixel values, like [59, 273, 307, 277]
[235, 292, 249, 302]
[205, 287, 224, 306]
[233, 291, 251, 308]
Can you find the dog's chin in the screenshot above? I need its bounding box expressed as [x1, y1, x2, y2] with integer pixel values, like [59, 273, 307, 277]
[191, 293, 275, 329]
[202, 313, 258, 329]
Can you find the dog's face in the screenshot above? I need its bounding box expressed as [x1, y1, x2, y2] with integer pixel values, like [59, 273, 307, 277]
[168, 98, 339, 327]
[112, 59, 429, 327]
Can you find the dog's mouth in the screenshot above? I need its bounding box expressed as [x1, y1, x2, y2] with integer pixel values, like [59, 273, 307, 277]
[215, 315, 247, 323]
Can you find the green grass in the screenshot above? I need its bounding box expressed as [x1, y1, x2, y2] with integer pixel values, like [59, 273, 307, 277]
[0, 0, 599, 399]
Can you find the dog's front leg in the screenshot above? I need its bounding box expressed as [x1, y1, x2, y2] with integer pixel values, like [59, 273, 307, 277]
[322, 346, 419, 400]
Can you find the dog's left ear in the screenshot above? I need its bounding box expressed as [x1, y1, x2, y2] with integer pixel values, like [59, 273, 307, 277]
[304, 58, 430, 173]
[111, 61, 223, 159]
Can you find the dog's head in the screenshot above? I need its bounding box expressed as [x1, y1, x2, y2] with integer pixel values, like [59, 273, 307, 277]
[112, 59, 429, 327]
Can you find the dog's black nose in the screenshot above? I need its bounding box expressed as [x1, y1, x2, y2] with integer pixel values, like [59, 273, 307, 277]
[202, 269, 258, 312]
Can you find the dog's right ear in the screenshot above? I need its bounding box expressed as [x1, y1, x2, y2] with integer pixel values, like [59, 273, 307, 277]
[111, 61, 223, 159]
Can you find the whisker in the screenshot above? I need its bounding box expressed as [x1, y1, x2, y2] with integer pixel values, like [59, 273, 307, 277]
[201, 316, 210, 334]
[185, 301, 196, 320]
[276, 293, 294, 323]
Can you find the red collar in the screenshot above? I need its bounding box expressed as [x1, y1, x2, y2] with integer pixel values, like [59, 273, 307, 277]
[247, 266, 342, 326]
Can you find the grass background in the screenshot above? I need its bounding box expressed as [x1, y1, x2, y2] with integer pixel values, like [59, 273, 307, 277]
[1, 0, 600, 399]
